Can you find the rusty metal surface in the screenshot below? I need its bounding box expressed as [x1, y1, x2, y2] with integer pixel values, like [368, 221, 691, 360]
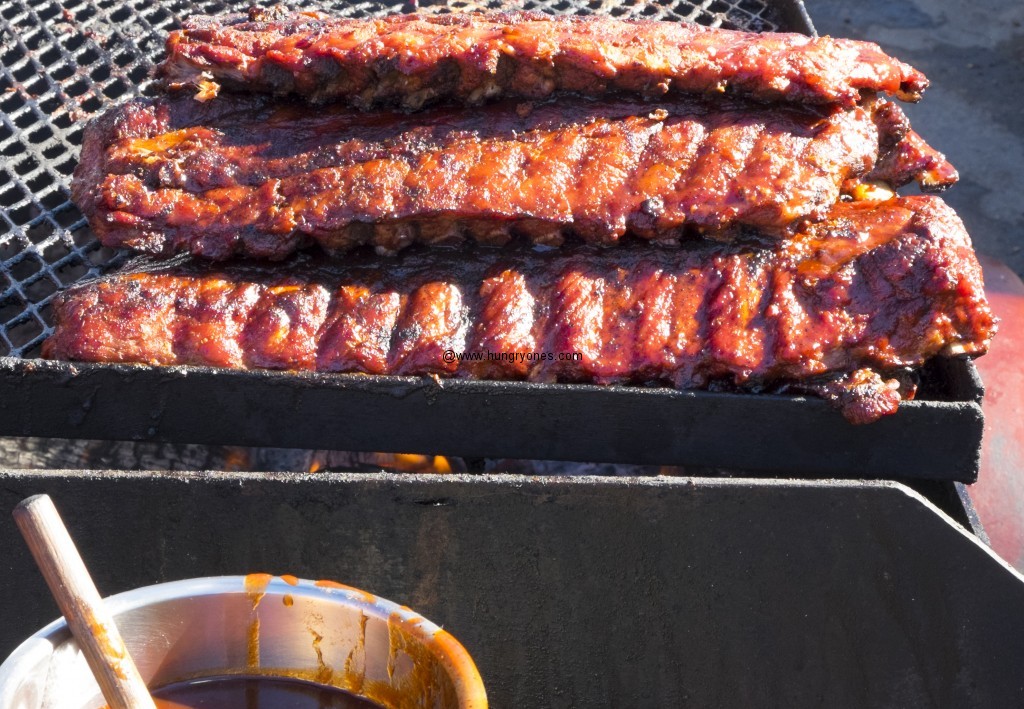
[0, 471, 1022, 707]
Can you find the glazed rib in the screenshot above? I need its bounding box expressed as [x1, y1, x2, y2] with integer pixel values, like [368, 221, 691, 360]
[866, 129, 959, 191]
[74, 93, 955, 260]
[44, 196, 994, 423]
[158, 10, 928, 109]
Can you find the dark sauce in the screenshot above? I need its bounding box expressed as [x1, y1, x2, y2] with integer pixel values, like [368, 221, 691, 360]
[149, 675, 383, 709]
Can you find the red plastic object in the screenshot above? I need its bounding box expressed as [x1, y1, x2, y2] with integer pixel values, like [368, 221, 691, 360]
[972, 255, 1024, 572]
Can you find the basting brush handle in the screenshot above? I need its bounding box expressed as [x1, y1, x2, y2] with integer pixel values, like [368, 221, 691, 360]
[13, 494, 156, 709]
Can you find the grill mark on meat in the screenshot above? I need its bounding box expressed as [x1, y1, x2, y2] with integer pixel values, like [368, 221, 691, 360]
[469, 268, 537, 379]
[596, 263, 646, 382]
[242, 280, 330, 369]
[682, 120, 765, 233]
[539, 268, 606, 382]
[316, 286, 403, 374]
[76, 94, 951, 260]
[568, 116, 652, 242]
[388, 281, 468, 375]
[703, 256, 770, 379]
[175, 278, 260, 368]
[669, 264, 721, 387]
[157, 10, 928, 109]
[629, 265, 676, 380]
[44, 197, 995, 423]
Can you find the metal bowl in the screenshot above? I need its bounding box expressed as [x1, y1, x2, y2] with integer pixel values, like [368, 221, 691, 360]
[0, 575, 487, 708]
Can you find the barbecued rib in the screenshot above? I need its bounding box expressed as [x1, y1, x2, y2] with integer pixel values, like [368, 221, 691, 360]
[44, 196, 994, 424]
[74, 93, 955, 260]
[865, 129, 959, 191]
[158, 9, 928, 109]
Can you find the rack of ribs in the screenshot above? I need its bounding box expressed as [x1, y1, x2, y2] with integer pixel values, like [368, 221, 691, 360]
[43, 196, 994, 424]
[74, 93, 955, 261]
[158, 9, 928, 109]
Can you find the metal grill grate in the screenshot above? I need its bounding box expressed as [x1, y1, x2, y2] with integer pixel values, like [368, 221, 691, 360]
[0, 0, 786, 358]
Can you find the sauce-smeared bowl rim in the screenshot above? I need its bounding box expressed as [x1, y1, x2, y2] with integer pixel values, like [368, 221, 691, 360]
[0, 575, 487, 709]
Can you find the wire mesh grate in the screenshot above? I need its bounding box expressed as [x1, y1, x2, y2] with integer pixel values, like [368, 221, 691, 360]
[0, 0, 787, 358]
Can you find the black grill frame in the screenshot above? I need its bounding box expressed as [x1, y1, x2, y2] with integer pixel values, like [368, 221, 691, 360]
[0, 356, 986, 481]
[0, 0, 988, 482]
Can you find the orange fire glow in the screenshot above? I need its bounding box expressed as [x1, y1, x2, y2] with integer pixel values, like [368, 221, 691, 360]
[303, 453, 455, 474]
[382, 454, 453, 474]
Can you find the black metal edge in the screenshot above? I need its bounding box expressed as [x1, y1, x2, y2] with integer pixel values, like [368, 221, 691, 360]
[964, 358, 985, 403]
[902, 479, 990, 540]
[0, 356, 983, 481]
[925, 356, 985, 404]
[772, 0, 816, 36]
[954, 481, 991, 543]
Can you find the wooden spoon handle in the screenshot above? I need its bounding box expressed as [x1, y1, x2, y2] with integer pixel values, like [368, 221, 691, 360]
[14, 495, 156, 709]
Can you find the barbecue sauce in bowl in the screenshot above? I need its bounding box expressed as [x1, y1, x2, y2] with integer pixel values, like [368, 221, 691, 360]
[145, 675, 384, 708]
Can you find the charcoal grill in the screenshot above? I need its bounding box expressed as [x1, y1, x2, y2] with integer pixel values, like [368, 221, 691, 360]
[0, 0, 990, 481]
[2, 2, 1023, 705]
